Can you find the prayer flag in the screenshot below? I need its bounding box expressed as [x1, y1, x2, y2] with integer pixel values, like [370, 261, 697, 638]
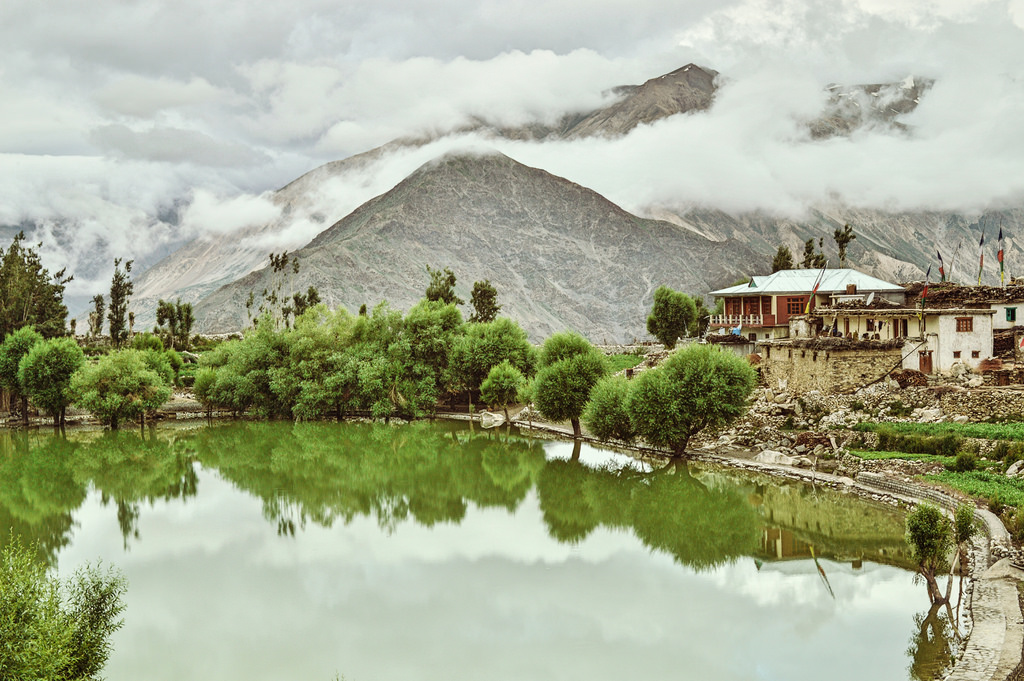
[921, 265, 931, 299]
[998, 226, 1005, 285]
[937, 250, 945, 282]
[978, 230, 986, 285]
[804, 263, 827, 314]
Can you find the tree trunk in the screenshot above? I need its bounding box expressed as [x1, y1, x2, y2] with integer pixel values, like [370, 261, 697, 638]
[21, 395, 28, 426]
[111, 414, 119, 430]
[503, 406, 510, 424]
[571, 418, 581, 439]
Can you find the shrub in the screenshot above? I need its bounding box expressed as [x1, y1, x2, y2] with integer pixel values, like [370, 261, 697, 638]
[0, 538, 126, 679]
[875, 428, 963, 458]
[946, 451, 977, 473]
[130, 333, 164, 352]
[582, 375, 636, 443]
[18, 337, 86, 428]
[71, 349, 173, 428]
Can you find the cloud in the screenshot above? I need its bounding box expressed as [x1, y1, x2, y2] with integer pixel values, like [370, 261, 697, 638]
[93, 75, 223, 117]
[180, 190, 282, 239]
[90, 124, 270, 167]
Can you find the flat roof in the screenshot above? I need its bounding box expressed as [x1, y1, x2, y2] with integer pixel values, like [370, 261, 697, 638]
[710, 269, 904, 297]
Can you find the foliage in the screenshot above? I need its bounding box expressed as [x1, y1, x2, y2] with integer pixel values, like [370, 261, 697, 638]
[869, 427, 963, 458]
[605, 353, 644, 373]
[0, 538, 126, 680]
[801, 237, 827, 268]
[71, 349, 173, 428]
[0, 232, 72, 341]
[88, 294, 105, 338]
[533, 332, 608, 437]
[582, 375, 636, 443]
[645, 285, 697, 349]
[953, 504, 977, 547]
[847, 449, 956, 465]
[854, 420, 1024, 442]
[106, 258, 134, 348]
[448, 317, 536, 398]
[946, 451, 977, 472]
[155, 298, 195, 351]
[0, 325, 43, 397]
[904, 503, 952, 603]
[833, 223, 856, 267]
[424, 265, 463, 306]
[18, 337, 85, 427]
[468, 279, 501, 323]
[625, 344, 755, 456]
[925, 470, 1024, 508]
[131, 333, 164, 352]
[480, 360, 526, 419]
[771, 245, 794, 272]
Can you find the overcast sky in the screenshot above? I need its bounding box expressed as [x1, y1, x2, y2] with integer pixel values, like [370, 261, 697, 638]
[2, 0, 1024, 295]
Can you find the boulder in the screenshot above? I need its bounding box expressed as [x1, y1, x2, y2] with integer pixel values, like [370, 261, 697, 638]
[1007, 460, 1024, 478]
[794, 457, 813, 468]
[754, 450, 796, 466]
[480, 411, 505, 428]
[917, 408, 942, 422]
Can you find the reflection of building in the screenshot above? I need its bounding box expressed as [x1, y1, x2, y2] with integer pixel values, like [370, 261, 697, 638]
[759, 526, 812, 561]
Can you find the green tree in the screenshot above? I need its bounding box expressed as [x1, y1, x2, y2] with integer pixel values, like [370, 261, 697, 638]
[533, 332, 608, 438]
[480, 360, 526, 422]
[0, 232, 72, 341]
[0, 325, 44, 424]
[106, 258, 134, 348]
[771, 245, 794, 272]
[448, 317, 537, 411]
[582, 375, 636, 443]
[833, 223, 856, 267]
[645, 286, 696, 349]
[88, 294, 105, 338]
[155, 298, 195, 351]
[952, 503, 978, 577]
[18, 337, 86, 428]
[71, 349, 172, 429]
[905, 503, 953, 605]
[626, 344, 755, 456]
[468, 280, 501, 323]
[801, 238, 827, 269]
[0, 538, 126, 681]
[424, 265, 464, 306]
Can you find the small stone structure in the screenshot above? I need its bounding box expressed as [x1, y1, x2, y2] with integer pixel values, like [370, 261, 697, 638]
[759, 341, 903, 395]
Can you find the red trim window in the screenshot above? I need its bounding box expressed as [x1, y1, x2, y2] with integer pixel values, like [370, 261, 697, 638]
[786, 297, 803, 315]
[955, 317, 973, 333]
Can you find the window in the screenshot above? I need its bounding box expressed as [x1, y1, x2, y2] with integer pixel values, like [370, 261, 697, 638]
[956, 317, 973, 333]
[972, 350, 980, 359]
[953, 351, 961, 359]
[786, 297, 804, 315]
[866, 319, 875, 332]
[1008, 308, 1017, 322]
[748, 332, 756, 341]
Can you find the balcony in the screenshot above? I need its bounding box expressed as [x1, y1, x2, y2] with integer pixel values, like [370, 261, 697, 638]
[709, 314, 776, 327]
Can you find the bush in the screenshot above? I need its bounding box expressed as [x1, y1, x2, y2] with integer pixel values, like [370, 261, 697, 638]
[582, 375, 636, 443]
[947, 451, 977, 473]
[1003, 508, 1024, 542]
[875, 428, 963, 458]
[130, 333, 164, 352]
[71, 349, 173, 428]
[0, 538, 126, 680]
[18, 337, 86, 427]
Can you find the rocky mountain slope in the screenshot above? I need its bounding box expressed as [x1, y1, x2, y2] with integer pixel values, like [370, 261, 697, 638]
[194, 153, 759, 341]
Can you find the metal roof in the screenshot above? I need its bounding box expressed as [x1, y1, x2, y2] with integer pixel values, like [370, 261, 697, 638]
[709, 269, 904, 296]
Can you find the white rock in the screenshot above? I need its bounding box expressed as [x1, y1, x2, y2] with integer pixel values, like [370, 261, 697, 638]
[480, 411, 505, 428]
[754, 450, 796, 466]
[953, 415, 970, 423]
[1007, 460, 1024, 477]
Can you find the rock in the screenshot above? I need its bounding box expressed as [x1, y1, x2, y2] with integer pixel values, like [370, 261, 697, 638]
[917, 408, 942, 422]
[480, 411, 505, 428]
[754, 450, 796, 466]
[794, 457, 813, 468]
[952, 415, 970, 423]
[794, 445, 807, 454]
[950, 362, 970, 377]
[793, 401, 803, 416]
[967, 376, 984, 388]
[1007, 460, 1024, 477]
[812, 444, 825, 455]
[774, 393, 790, 404]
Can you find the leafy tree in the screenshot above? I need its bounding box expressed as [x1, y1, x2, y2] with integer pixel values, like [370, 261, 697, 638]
[533, 332, 608, 438]
[106, 258, 134, 348]
[626, 344, 755, 456]
[690, 296, 716, 338]
[88, 294, 105, 338]
[645, 285, 696, 349]
[0, 537, 126, 680]
[448, 317, 537, 411]
[905, 503, 953, 605]
[833, 223, 856, 267]
[771, 245, 794, 272]
[131, 333, 164, 352]
[801, 238, 827, 269]
[155, 298, 195, 351]
[424, 265, 464, 306]
[480, 360, 525, 422]
[468, 280, 501, 323]
[18, 337, 85, 428]
[952, 503, 978, 577]
[582, 375, 636, 443]
[71, 349, 172, 429]
[0, 325, 44, 423]
[0, 232, 72, 341]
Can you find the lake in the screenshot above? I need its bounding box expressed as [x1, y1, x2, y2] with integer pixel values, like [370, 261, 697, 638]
[0, 421, 957, 680]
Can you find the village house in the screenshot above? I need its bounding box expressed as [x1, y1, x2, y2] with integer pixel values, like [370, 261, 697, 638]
[715, 271, 1017, 394]
[708, 269, 907, 342]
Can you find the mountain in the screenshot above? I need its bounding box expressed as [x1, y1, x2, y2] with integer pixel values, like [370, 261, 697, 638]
[193, 153, 759, 341]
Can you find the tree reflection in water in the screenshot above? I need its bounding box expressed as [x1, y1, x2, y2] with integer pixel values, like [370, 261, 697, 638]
[907, 601, 961, 680]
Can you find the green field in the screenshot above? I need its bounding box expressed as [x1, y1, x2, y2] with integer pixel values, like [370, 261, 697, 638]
[925, 470, 1024, 507]
[854, 421, 1024, 441]
[606, 353, 645, 373]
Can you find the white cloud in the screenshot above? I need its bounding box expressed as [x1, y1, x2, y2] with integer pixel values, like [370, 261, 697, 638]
[180, 190, 282, 239]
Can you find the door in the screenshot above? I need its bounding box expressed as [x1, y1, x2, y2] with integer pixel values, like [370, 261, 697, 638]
[918, 350, 933, 374]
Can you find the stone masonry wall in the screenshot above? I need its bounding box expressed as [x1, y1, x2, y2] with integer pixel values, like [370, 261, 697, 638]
[760, 346, 903, 395]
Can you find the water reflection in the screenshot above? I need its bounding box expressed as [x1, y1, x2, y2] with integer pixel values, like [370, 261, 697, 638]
[0, 421, 957, 681]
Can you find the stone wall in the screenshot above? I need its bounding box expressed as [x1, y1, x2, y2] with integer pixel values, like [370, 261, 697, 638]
[933, 386, 1024, 421]
[760, 345, 903, 395]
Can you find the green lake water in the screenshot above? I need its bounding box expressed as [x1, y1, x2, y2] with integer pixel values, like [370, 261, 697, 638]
[0, 421, 957, 680]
